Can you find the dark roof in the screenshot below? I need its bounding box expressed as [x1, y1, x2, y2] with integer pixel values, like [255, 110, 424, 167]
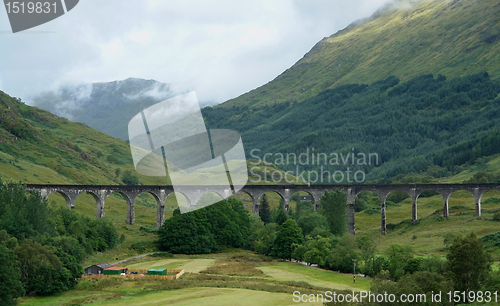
[92, 262, 112, 270]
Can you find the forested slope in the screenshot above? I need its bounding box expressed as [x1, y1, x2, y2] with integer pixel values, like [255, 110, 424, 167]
[204, 72, 500, 183]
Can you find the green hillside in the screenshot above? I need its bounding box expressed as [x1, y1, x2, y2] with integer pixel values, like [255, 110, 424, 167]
[221, 0, 500, 108]
[2, 89, 308, 186]
[203, 72, 500, 183]
[0, 90, 169, 185]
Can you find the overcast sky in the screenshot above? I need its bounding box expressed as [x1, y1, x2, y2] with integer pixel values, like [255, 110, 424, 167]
[0, 0, 390, 105]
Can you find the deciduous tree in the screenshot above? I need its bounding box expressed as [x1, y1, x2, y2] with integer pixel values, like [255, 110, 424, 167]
[271, 219, 303, 260]
[447, 232, 492, 292]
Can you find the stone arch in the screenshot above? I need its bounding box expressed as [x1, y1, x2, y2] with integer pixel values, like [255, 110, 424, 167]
[353, 190, 381, 234]
[447, 189, 476, 217]
[196, 191, 225, 207]
[165, 191, 192, 215]
[415, 189, 442, 219]
[138, 191, 161, 204]
[232, 190, 255, 213]
[478, 189, 500, 218]
[417, 189, 452, 218]
[46, 190, 72, 208]
[385, 189, 414, 228]
[175, 191, 192, 207]
[105, 191, 135, 224]
[205, 191, 225, 201]
[75, 191, 104, 218]
[105, 191, 133, 204]
[135, 191, 164, 228]
[257, 191, 285, 215]
[289, 190, 316, 214]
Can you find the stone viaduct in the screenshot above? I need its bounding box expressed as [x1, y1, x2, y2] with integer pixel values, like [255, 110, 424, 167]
[26, 183, 500, 235]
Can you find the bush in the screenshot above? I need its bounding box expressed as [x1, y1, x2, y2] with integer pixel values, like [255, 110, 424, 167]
[139, 226, 158, 233]
[131, 241, 147, 252]
[481, 231, 500, 248]
[131, 241, 157, 253]
[387, 190, 410, 203]
[364, 207, 381, 215]
[122, 170, 139, 185]
[149, 252, 174, 258]
[483, 197, 500, 205]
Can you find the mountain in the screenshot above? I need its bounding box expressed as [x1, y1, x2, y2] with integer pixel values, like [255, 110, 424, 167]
[31, 78, 179, 141]
[220, 0, 500, 108]
[196, 0, 500, 184]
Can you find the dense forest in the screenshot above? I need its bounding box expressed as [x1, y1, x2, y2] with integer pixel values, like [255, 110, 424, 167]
[0, 182, 119, 305]
[202, 72, 500, 183]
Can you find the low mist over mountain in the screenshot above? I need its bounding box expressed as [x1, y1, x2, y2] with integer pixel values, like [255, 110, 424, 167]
[32, 78, 180, 140]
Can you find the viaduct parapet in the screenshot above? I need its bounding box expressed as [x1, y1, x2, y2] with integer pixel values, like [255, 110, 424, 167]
[26, 183, 500, 234]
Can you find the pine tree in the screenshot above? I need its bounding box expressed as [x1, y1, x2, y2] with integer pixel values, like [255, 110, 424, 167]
[259, 194, 272, 224]
[274, 205, 288, 226]
[319, 190, 347, 236]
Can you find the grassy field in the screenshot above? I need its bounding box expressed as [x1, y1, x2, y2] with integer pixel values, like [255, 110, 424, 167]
[18, 251, 357, 306]
[258, 262, 370, 291]
[19, 287, 324, 306]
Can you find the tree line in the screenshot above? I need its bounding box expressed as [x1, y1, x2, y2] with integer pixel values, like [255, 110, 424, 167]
[0, 182, 119, 305]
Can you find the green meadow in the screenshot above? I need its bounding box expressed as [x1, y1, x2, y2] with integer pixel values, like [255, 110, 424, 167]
[18, 251, 355, 306]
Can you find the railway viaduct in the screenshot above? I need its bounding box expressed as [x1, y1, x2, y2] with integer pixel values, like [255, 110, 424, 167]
[26, 183, 500, 235]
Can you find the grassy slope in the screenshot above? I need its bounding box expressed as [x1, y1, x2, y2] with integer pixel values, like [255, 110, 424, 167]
[356, 188, 500, 258]
[220, 0, 500, 108]
[1, 89, 305, 186]
[0, 90, 168, 185]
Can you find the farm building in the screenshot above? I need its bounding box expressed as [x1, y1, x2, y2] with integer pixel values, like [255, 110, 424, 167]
[104, 267, 128, 275]
[147, 268, 167, 275]
[84, 263, 113, 275]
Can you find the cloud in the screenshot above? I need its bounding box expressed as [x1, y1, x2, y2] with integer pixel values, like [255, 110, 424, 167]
[0, 0, 391, 105]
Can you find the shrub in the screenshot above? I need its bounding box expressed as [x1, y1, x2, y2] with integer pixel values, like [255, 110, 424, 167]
[149, 252, 174, 258]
